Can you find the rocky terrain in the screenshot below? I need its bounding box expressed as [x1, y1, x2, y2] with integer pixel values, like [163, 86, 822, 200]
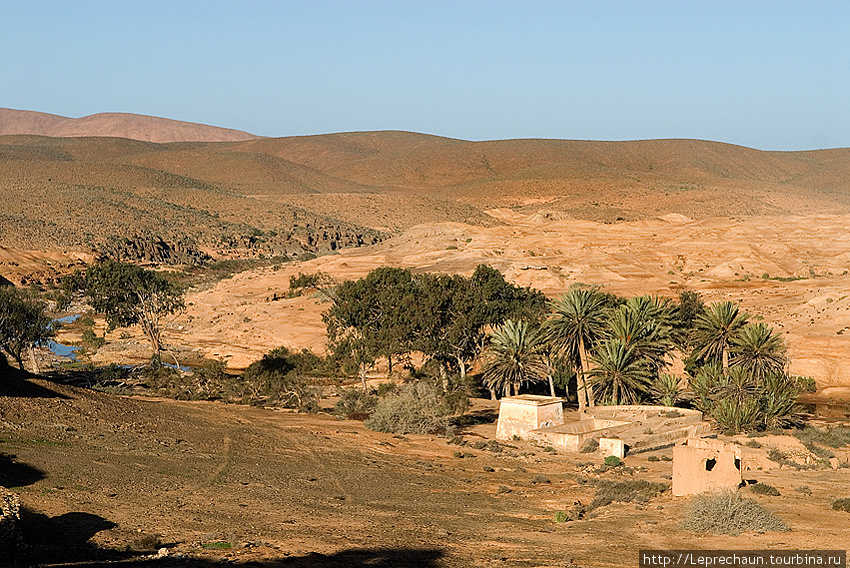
[2, 378, 850, 567]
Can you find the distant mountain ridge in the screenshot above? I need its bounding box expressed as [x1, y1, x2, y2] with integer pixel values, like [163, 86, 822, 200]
[0, 108, 259, 143]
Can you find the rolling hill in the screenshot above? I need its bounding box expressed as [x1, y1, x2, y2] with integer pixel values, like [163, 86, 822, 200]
[1, 114, 849, 268]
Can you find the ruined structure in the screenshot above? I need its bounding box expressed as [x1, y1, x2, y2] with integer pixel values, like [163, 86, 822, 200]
[495, 398, 710, 455]
[672, 438, 743, 496]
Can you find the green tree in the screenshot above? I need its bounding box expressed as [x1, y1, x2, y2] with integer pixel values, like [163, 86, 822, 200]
[608, 295, 676, 380]
[691, 301, 749, 371]
[589, 338, 652, 405]
[85, 261, 185, 355]
[482, 319, 548, 397]
[546, 285, 611, 412]
[0, 286, 55, 371]
[730, 322, 787, 382]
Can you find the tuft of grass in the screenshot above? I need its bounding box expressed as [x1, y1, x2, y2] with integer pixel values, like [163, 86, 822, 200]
[579, 439, 599, 453]
[531, 474, 551, 485]
[831, 498, 850, 512]
[745, 440, 763, 449]
[589, 479, 669, 511]
[647, 455, 661, 462]
[793, 486, 812, 495]
[201, 541, 232, 550]
[749, 483, 780, 496]
[680, 490, 789, 535]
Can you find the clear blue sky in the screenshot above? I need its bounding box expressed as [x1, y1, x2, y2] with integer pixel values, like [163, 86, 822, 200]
[1, 1, 848, 150]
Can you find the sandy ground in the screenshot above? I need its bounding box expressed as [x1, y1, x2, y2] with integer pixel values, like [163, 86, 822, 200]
[143, 213, 850, 389]
[3, 378, 850, 567]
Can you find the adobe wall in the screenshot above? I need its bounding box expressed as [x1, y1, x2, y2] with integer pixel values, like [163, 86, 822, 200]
[672, 438, 743, 497]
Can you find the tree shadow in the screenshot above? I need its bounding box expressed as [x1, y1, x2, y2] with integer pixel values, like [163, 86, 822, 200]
[0, 363, 70, 399]
[17, 507, 135, 565]
[0, 454, 46, 488]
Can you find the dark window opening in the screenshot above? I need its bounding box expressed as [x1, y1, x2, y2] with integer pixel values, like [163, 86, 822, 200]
[705, 458, 717, 471]
[734, 458, 741, 470]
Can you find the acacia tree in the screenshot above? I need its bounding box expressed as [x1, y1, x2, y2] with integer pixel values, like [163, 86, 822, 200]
[85, 261, 185, 356]
[0, 286, 55, 371]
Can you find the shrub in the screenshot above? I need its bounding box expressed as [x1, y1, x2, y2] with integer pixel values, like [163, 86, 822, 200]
[749, 483, 780, 496]
[792, 375, 817, 394]
[579, 439, 599, 453]
[793, 486, 812, 495]
[745, 440, 762, 448]
[604, 455, 622, 467]
[554, 511, 570, 522]
[831, 498, 850, 512]
[334, 387, 378, 419]
[364, 380, 455, 435]
[239, 347, 321, 410]
[531, 475, 551, 484]
[589, 480, 668, 510]
[680, 490, 789, 535]
[130, 533, 162, 551]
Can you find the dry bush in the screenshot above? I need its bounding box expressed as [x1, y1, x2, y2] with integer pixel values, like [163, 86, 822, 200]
[589, 479, 668, 511]
[364, 380, 454, 435]
[680, 490, 789, 535]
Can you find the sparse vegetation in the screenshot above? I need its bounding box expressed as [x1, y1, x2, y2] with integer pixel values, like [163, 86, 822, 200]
[588, 479, 668, 510]
[364, 380, 456, 435]
[680, 490, 789, 535]
[749, 483, 780, 496]
[831, 498, 850, 512]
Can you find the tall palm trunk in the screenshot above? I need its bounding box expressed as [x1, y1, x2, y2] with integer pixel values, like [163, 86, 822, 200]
[578, 337, 595, 409]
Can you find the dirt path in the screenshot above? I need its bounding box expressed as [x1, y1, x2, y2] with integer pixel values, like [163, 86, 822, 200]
[3, 379, 850, 567]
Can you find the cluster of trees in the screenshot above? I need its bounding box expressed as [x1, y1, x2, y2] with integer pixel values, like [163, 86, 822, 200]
[326, 267, 800, 433]
[323, 265, 546, 389]
[482, 287, 800, 432]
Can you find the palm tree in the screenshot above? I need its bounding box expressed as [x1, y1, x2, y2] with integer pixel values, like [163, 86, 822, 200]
[482, 320, 548, 398]
[589, 338, 652, 405]
[546, 286, 610, 412]
[608, 296, 676, 378]
[691, 301, 749, 372]
[730, 322, 786, 381]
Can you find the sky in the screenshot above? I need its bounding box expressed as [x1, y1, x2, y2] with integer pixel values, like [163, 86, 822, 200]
[1, 1, 848, 150]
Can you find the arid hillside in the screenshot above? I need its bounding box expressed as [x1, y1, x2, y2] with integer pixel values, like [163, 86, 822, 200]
[0, 130, 848, 267]
[0, 108, 259, 143]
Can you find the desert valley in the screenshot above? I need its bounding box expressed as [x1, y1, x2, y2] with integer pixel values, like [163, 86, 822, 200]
[2, 108, 850, 567]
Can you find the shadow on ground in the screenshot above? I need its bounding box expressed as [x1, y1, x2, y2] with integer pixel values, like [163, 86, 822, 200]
[15, 547, 446, 567]
[0, 454, 46, 488]
[0, 366, 70, 399]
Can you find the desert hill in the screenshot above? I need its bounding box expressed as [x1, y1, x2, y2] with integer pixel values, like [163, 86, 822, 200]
[1, 126, 849, 275]
[0, 108, 259, 143]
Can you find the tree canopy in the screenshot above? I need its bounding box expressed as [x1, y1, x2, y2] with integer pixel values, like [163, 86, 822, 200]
[0, 286, 55, 371]
[85, 261, 185, 355]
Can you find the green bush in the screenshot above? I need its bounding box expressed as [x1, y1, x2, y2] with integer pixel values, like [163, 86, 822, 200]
[364, 380, 456, 435]
[554, 511, 570, 522]
[749, 483, 780, 496]
[680, 490, 789, 535]
[604, 455, 622, 467]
